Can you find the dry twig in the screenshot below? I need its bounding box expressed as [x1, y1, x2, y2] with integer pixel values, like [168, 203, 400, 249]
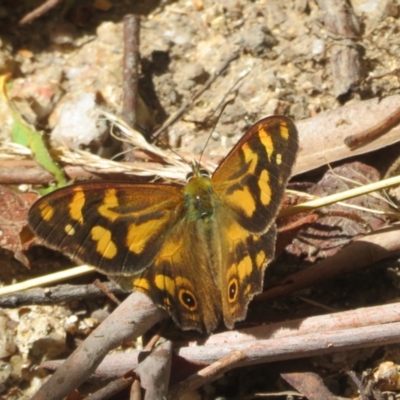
[344, 105, 400, 149]
[84, 372, 136, 400]
[0, 282, 125, 307]
[31, 291, 167, 400]
[122, 14, 140, 129]
[281, 371, 340, 400]
[18, 0, 63, 26]
[122, 14, 141, 162]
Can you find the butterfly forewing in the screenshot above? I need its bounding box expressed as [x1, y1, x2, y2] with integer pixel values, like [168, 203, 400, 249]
[212, 116, 298, 234]
[28, 182, 184, 274]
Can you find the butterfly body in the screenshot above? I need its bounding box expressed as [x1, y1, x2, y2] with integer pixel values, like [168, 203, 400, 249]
[184, 167, 215, 221]
[29, 116, 298, 333]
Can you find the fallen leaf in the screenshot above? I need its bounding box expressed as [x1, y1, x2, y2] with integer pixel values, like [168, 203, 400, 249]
[0, 186, 37, 266]
[286, 162, 388, 262]
[295, 95, 400, 175]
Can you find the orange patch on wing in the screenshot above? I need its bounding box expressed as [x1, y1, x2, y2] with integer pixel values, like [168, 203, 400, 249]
[40, 203, 54, 221]
[280, 121, 289, 140]
[64, 223, 75, 236]
[127, 217, 166, 254]
[258, 169, 272, 206]
[69, 187, 85, 224]
[227, 186, 256, 217]
[226, 221, 248, 243]
[98, 188, 120, 222]
[237, 254, 252, 280]
[155, 274, 175, 296]
[91, 226, 117, 259]
[258, 128, 274, 160]
[243, 144, 258, 174]
[133, 277, 150, 291]
[256, 249, 266, 267]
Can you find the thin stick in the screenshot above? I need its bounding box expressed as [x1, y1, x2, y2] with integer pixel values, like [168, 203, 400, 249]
[122, 14, 140, 129]
[0, 282, 125, 307]
[121, 14, 141, 162]
[85, 373, 135, 400]
[169, 351, 246, 398]
[18, 0, 62, 25]
[345, 106, 400, 149]
[0, 265, 95, 296]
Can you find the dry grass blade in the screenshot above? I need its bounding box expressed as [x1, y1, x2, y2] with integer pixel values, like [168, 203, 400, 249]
[0, 142, 32, 159]
[59, 147, 188, 180]
[0, 266, 95, 296]
[103, 110, 191, 171]
[279, 174, 400, 218]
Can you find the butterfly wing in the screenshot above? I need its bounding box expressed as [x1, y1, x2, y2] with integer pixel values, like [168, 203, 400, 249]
[212, 116, 298, 328]
[217, 208, 277, 328]
[212, 115, 298, 234]
[116, 216, 222, 333]
[30, 181, 222, 332]
[28, 182, 184, 275]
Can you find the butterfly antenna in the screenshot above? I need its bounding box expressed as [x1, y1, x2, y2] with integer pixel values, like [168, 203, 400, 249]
[198, 68, 251, 165]
[198, 98, 235, 165]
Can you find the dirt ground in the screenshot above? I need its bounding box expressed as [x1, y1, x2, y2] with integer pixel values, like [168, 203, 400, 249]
[1, 0, 400, 399]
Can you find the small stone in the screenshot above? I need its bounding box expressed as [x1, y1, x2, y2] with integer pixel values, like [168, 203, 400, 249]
[49, 92, 108, 153]
[241, 26, 278, 57]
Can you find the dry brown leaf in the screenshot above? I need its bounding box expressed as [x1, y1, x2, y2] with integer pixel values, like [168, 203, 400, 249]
[286, 162, 388, 262]
[0, 186, 37, 266]
[295, 95, 400, 175]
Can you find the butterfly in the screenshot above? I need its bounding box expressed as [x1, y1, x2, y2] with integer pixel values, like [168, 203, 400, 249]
[28, 115, 298, 333]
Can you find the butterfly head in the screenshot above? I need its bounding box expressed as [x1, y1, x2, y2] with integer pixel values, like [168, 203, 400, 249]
[186, 161, 210, 181]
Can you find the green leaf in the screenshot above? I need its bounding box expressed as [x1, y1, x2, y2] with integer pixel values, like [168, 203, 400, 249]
[1, 74, 69, 192]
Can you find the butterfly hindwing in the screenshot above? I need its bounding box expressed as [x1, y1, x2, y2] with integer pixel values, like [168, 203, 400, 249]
[129, 217, 222, 333]
[219, 214, 276, 328]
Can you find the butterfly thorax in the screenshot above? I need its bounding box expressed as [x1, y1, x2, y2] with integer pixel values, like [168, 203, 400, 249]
[183, 170, 215, 221]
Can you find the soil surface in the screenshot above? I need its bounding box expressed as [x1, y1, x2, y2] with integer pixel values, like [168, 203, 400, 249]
[1, 0, 400, 399]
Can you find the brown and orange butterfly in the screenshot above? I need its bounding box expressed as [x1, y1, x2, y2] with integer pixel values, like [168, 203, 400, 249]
[28, 116, 298, 333]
